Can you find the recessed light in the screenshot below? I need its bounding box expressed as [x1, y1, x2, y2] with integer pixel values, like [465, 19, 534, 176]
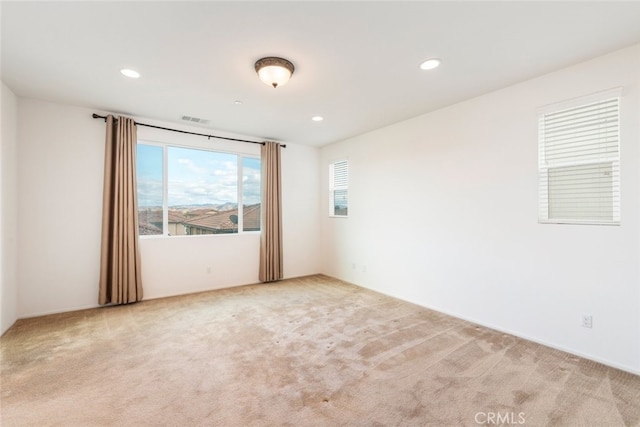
[234, 100, 243, 105]
[312, 116, 324, 122]
[120, 68, 140, 78]
[419, 58, 441, 70]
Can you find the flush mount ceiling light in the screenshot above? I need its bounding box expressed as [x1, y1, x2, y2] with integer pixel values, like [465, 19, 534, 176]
[311, 116, 324, 122]
[419, 58, 441, 70]
[120, 68, 140, 78]
[255, 57, 295, 88]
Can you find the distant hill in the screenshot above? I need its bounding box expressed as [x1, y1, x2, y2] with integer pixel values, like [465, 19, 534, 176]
[168, 202, 237, 211]
[215, 202, 237, 211]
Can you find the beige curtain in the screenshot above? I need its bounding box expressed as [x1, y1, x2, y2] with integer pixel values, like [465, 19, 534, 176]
[259, 141, 283, 282]
[99, 115, 143, 304]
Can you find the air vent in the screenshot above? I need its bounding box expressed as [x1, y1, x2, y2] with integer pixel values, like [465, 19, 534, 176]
[181, 115, 210, 125]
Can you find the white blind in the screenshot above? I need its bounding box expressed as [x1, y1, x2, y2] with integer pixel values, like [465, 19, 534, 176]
[332, 160, 348, 188]
[330, 160, 348, 216]
[538, 92, 620, 225]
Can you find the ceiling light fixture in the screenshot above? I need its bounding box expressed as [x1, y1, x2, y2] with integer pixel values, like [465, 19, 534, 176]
[120, 68, 140, 78]
[311, 116, 324, 122]
[419, 58, 441, 70]
[255, 57, 295, 88]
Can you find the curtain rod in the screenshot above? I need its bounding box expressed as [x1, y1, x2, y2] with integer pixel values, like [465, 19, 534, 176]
[91, 114, 286, 148]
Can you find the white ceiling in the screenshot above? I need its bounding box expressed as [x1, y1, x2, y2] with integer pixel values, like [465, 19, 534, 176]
[2, 1, 640, 147]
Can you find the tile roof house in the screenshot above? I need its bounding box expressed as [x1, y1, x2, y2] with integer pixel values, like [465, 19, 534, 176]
[138, 209, 188, 236]
[183, 204, 260, 235]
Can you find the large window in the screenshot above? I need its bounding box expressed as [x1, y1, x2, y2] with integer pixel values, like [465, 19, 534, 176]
[329, 159, 348, 217]
[136, 142, 261, 236]
[538, 89, 620, 225]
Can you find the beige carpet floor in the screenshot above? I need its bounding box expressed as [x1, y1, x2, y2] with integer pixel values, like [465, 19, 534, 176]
[1, 275, 639, 426]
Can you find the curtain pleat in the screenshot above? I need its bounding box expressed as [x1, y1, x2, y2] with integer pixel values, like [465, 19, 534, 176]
[259, 141, 283, 282]
[99, 115, 143, 304]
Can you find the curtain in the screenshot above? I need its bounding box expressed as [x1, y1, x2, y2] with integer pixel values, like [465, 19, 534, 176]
[99, 115, 143, 304]
[259, 141, 283, 282]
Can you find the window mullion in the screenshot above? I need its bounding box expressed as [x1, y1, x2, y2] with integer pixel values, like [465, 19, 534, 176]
[162, 145, 169, 236]
[237, 155, 244, 233]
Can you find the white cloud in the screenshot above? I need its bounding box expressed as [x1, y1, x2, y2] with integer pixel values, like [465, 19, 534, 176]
[137, 178, 163, 207]
[168, 178, 238, 206]
[176, 158, 208, 175]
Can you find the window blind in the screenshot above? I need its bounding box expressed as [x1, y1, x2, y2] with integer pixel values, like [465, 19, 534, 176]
[538, 92, 620, 225]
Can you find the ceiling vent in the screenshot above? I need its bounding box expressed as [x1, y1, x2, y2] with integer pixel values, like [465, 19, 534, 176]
[181, 115, 210, 125]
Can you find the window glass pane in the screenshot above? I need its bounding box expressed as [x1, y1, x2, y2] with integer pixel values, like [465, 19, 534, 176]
[242, 157, 261, 232]
[169, 147, 238, 235]
[548, 163, 613, 221]
[333, 189, 348, 216]
[136, 144, 163, 235]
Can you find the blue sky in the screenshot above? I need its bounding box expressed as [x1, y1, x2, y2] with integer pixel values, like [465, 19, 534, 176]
[136, 144, 260, 207]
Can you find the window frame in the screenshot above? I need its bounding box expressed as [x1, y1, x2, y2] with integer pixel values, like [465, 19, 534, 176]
[537, 88, 621, 226]
[329, 159, 349, 218]
[136, 139, 261, 238]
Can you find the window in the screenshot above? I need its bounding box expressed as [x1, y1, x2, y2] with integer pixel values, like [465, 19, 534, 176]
[136, 142, 261, 236]
[538, 89, 621, 225]
[329, 159, 348, 217]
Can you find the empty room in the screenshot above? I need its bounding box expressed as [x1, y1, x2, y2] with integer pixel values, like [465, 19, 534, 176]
[1, 1, 640, 426]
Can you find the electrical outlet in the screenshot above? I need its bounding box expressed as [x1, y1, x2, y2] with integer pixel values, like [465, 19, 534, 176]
[581, 314, 593, 329]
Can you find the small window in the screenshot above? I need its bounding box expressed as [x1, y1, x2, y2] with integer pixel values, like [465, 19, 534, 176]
[329, 159, 348, 217]
[538, 89, 621, 225]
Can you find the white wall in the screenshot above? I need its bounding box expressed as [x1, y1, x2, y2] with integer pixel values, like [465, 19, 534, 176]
[281, 142, 322, 279]
[1, 81, 19, 335]
[320, 44, 640, 374]
[17, 98, 320, 316]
